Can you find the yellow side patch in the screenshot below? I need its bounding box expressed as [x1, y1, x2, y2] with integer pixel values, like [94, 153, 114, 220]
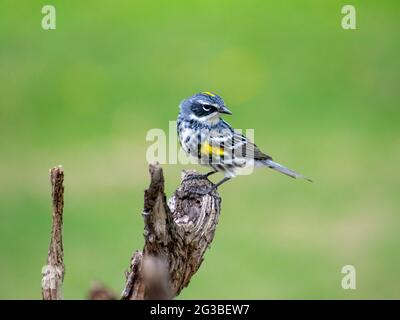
[202, 91, 216, 97]
[201, 142, 224, 156]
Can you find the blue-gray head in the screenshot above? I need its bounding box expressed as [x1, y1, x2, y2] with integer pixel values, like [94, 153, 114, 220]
[179, 91, 232, 125]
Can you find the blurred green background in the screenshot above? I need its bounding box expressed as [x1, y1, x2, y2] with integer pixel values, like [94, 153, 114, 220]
[0, 0, 399, 299]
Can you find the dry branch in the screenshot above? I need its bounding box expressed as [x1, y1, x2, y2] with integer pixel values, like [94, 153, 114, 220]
[41, 163, 222, 300]
[88, 282, 117, 300]
[41, 166, 65, 300]
[121, 163, 222, 300]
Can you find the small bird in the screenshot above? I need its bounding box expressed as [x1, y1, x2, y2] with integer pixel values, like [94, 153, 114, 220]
[177, 91, 311, 194]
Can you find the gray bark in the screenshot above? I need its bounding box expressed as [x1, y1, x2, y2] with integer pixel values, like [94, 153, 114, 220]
[42, 163, 222, 300]
[121, 163, 221, 299]
[42, 166, 65, 300]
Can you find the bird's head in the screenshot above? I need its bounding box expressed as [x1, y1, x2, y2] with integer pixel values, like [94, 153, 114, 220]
[179, 91, 232, 125]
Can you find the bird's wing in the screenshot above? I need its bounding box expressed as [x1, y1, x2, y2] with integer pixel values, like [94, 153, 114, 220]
[208, 129, 272, 161]
[231, 132, 272, 161]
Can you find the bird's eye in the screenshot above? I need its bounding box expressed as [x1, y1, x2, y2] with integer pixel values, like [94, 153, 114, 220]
[202, 105, 211, 112]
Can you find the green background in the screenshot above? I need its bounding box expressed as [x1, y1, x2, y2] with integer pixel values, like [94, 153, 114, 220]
[0, 0, 399, 299]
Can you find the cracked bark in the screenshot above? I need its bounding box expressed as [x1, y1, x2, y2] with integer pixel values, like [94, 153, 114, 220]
[41, 166, 65, 300]
[121, 163, 222, 300]
[42, 163, 221, 300]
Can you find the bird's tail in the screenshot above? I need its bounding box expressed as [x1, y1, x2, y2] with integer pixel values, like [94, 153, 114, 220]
[263, 159, 312, 182]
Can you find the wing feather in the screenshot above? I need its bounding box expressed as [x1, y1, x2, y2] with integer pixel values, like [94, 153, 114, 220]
[208, 129, 271, 161]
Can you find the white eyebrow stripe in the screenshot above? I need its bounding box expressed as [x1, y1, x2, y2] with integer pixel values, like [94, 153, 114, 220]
[196, 100, 219, 108]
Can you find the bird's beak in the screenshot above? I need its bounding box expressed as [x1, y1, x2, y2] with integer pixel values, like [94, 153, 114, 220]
[219, 105, 232, 115]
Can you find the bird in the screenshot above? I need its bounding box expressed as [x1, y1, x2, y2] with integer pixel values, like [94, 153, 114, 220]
[177, 91, 312, 194]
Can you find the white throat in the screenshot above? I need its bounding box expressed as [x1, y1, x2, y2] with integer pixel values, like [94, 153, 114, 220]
[190, 112, 220, 125]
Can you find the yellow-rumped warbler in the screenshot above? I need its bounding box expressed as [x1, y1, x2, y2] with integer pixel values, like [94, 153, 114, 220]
[177, 91, 311, 194]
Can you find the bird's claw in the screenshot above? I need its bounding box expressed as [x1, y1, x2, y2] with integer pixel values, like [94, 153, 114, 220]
[185, 174, 208, 181]
[188, 187, 214, 196]
[183, 171, 217, 183]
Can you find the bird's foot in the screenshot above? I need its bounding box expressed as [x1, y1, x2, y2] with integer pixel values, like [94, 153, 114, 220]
[187, 186, 215, 196]
[185, 174, 208, 181]
[183, 171, 217, 183]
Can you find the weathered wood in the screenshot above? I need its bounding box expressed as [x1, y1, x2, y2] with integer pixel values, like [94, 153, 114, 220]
[41, 163, 221, 300]
[121, 164, 221, 300]
[88, 282, 117, 300]
[42, 166, 65, 300]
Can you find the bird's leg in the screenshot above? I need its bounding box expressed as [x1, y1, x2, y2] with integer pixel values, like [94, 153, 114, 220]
[205, 170, 218, 178]
[211, 176, 231, 190]
[190, 176, 231, 195]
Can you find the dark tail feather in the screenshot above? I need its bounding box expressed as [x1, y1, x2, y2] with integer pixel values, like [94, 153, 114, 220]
[263, 159, 313, 182]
